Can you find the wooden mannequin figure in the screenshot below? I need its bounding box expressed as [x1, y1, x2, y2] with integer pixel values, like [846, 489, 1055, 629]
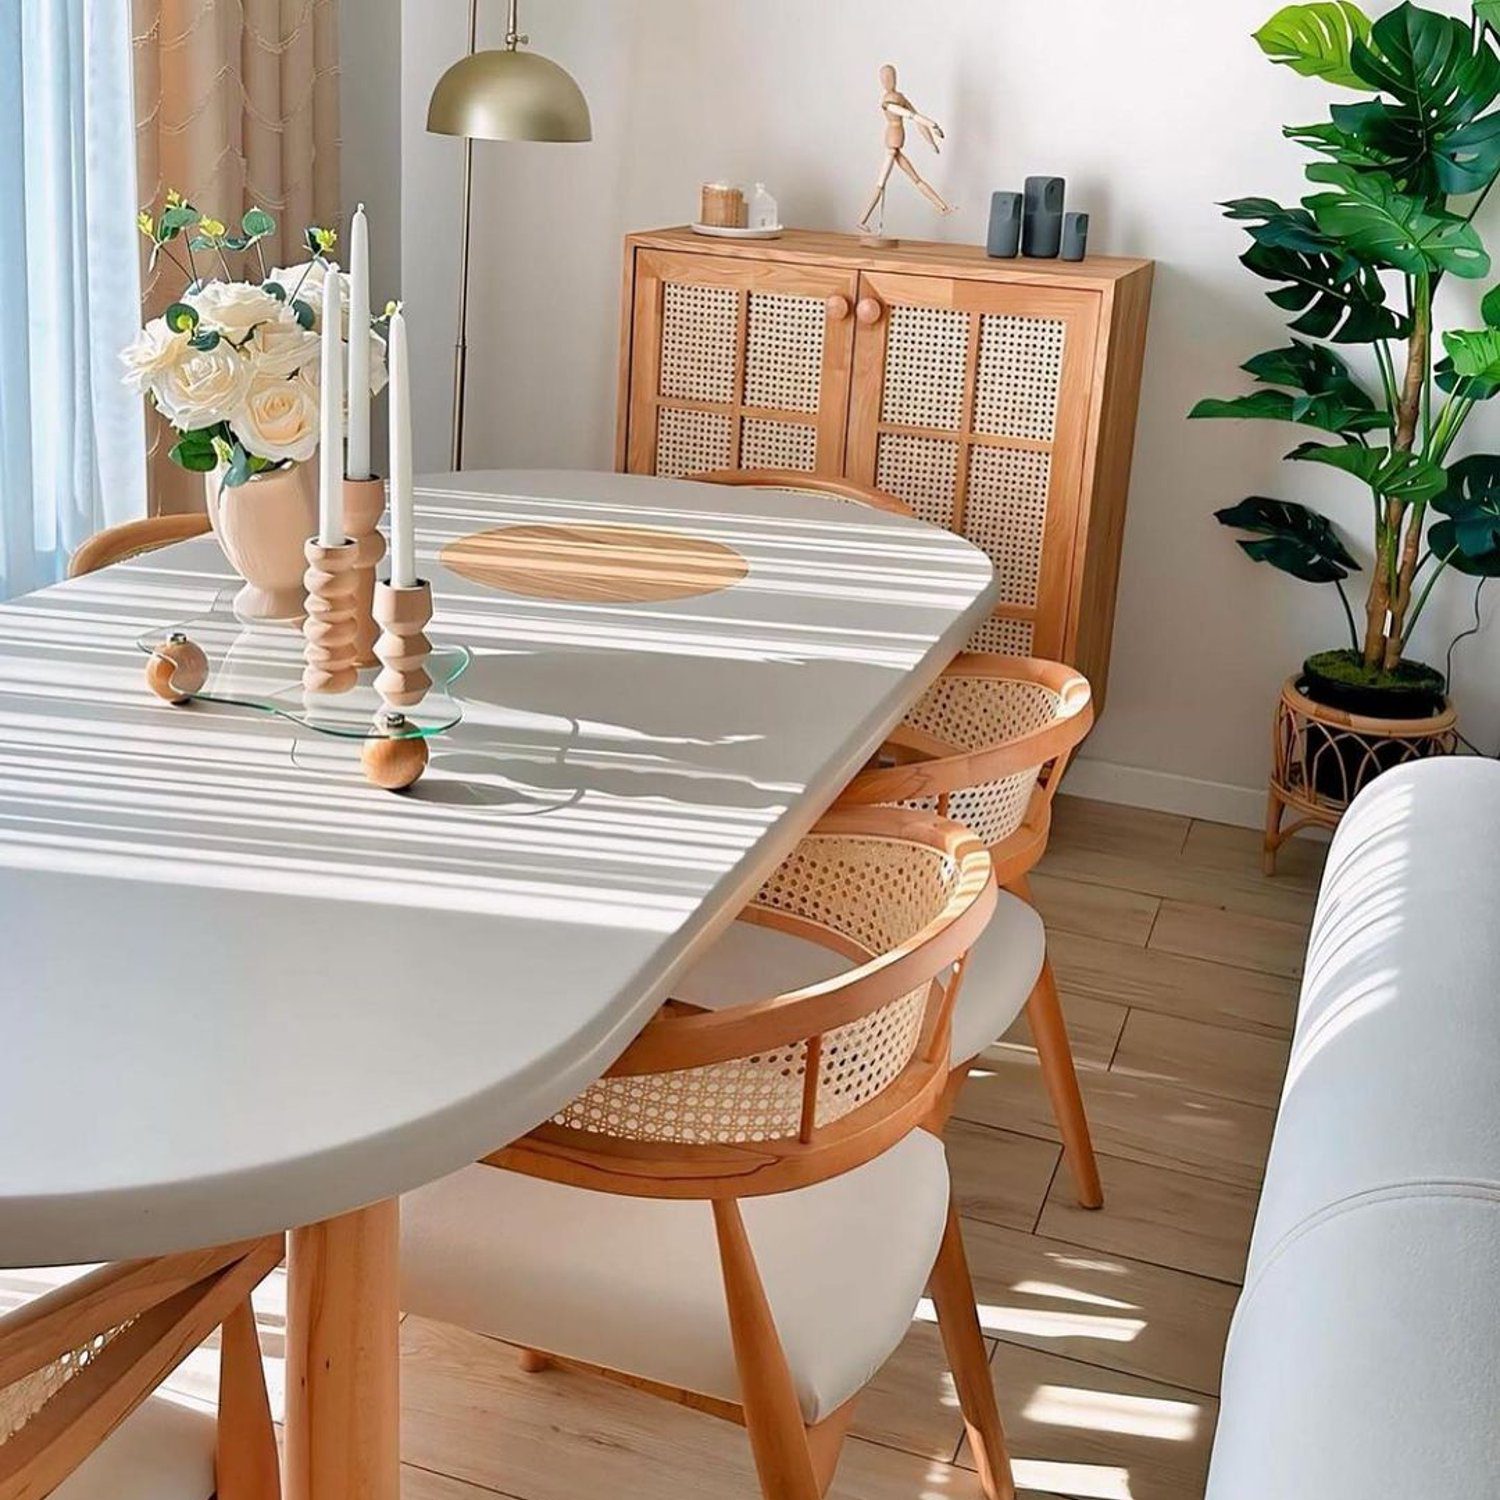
[858, 63, 954, 246]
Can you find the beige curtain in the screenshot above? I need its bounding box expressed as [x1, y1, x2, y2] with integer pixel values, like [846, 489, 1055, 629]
[132, 0, 340, 513]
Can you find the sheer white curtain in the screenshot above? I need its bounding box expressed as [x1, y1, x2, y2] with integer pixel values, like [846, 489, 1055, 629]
[0, 0, 146, 600]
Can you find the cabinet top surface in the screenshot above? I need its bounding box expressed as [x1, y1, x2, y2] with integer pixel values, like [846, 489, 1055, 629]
[630, 226, 1153, 287]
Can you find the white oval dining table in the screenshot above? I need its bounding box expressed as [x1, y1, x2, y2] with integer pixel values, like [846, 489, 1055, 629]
[0, 469, 997, 1498]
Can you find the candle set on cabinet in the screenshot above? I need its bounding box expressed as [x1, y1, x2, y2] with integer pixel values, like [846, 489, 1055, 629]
[301, 205, 428, 717]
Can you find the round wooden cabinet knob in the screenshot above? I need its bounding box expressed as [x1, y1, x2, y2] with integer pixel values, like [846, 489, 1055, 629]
[825, 295, 851, 321]
[856, 297, 884, 326]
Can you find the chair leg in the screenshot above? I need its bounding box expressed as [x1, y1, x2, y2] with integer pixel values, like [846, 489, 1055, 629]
[216, 1295, 281, 1499]
[929, 1199, 1015, 1500]
[1263, 787, 1285, 876]
[712, 1199, 822, 1500]
[1025, 956, 1103, 1209]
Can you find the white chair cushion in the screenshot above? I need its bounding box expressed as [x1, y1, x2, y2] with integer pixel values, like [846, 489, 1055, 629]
[54, 1395, 216, 1500]
[670, 891, 1045, 1069]
[400, 1129, 950, 1425]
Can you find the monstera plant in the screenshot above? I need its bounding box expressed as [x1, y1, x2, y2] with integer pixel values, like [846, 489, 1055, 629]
[1195, 0, 1500, 715]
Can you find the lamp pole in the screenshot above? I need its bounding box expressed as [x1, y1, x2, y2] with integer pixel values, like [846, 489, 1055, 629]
[449, 0, 480, 471]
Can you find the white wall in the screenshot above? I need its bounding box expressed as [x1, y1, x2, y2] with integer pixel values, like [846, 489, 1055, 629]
[397, 0, 1500, 824]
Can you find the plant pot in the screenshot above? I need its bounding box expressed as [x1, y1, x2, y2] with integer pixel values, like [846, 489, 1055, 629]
[205, 463, 318, 622]
[1300, 648, 1447, 718]
[1265, 673, 1459, 873]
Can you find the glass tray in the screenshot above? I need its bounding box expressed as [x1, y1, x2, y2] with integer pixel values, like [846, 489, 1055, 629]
[137, 588, 470, 742]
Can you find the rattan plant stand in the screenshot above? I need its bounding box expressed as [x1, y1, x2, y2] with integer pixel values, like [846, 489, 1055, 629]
[1264, 675, 1459, 874]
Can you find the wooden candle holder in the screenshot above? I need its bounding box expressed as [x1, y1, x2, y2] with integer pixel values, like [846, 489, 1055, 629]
[373, 579, 433, 710]
[302, 538, 361, 694]
[343, 477, 387, 668]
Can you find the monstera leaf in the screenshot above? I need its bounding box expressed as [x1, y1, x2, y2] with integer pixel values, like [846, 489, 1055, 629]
[1428, 454, 1500, 573]
[1190, 389, 1386, 435]
[1285, 111, 1398, 171]
[1287, 440, 1448, 502]
[1226, 199, 1408, 341]
[1479, 0, 1500, 30]
[1304, 162, 1489, 276]
[1343, 3, 1500, 196]
[1442, 326, 1500, 382]
[1222, 197, 1345, 254]
[1215, 496, 1362, 581]
[1254, 2, 1374, 88]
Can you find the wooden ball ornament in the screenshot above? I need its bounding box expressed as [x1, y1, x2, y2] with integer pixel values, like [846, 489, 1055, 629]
[146, 633, 208, 704]
[362, 713, 430, 791]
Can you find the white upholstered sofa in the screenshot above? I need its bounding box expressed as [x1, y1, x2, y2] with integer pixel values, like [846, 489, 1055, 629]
[1205, 758, 1500, 1496]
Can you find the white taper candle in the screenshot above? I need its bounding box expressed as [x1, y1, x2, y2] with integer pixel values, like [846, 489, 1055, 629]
[347, 205, 372, 481]
[388, 308, 416, 588]
[317, 260, 344, 546]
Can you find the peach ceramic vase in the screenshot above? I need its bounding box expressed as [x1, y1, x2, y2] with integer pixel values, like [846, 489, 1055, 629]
[204, 463, 319, 622]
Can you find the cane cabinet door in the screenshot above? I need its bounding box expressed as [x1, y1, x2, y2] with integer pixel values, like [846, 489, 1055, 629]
[845, 272, 1101, 659]
[623, 249, 860, 478]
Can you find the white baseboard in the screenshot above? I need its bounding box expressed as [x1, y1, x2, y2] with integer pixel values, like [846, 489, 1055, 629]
[1064, 756, 1268, 830]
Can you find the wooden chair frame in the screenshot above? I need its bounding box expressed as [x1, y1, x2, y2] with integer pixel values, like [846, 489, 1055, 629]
[836, 654, 1103, 1208]
[688, 467, 916, 518]
[69, 514, 211, 579]
[0, 1236, 283, 1500]
[487, 807, 1014, 1500]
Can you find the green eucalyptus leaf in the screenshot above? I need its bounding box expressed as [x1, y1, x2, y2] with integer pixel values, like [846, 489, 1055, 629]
[159, 205, 198, 235]
[1304, 162, 1489, 276]
[163, 302, 199, 334]
[188, 329, 221, 352]
[1215, 495, 1361, 581]
[1254, 2, 1374, 89]
[291, 299, 315, 331]
[188, 236, 216, 252]
[1288, 439, 1448, 502]
[223, 443, 254, 489]
[221, 234, 249, 252]
[242, 207, 276, 238]
[263, 281, 287, 302]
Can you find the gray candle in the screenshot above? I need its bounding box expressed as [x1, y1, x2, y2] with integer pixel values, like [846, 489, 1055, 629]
[987, 191, 1022, 258]
[1061, 211, 1090, 261]
[1022, 176, 1065, 258]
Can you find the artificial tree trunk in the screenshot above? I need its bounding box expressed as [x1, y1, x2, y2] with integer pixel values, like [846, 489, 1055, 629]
[1364, 294, 1429, 671]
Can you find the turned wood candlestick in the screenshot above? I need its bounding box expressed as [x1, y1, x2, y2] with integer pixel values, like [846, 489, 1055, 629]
[302, 538, 361, 694]
[343, 476, 387, 667]
[373, 578, 433, 710]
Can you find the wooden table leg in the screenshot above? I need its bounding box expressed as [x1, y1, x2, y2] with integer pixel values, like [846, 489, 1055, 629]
[284, 1198, 401, 1500]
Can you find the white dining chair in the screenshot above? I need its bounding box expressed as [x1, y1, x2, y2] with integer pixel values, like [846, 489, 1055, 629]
[402, 806, 1016, 1500]
[0, 1238, 283, 1500]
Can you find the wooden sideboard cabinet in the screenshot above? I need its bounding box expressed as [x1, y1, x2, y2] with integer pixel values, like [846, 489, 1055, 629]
[616, 226, 1153, 706]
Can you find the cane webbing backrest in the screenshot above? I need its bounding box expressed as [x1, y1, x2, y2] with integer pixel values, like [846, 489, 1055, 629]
[0, 1239, 281, 1500]
[839, 656, 1094, 851]
[550, 811, 992, 1152]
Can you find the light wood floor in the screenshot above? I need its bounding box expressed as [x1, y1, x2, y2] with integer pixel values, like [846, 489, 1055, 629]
[172, 795, 1329, 1500]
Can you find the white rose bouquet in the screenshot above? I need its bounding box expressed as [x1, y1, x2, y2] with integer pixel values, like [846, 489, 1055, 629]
[122, 194, 389, 488]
